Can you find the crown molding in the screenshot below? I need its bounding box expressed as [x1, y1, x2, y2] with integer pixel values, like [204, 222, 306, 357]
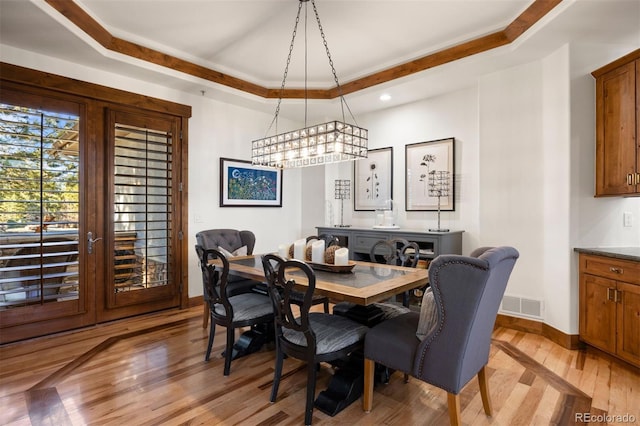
[44, 0, 562, 99]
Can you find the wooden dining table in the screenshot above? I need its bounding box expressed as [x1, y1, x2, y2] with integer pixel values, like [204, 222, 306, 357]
[223, 254, 430, 418]
[226, 254, 429, 305]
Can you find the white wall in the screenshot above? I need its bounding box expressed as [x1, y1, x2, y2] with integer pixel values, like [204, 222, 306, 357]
[314, 86, 481, 254]
[541, 45, 573, 332]
[188, 98, 302, 297]
[309, 43, 640, 335]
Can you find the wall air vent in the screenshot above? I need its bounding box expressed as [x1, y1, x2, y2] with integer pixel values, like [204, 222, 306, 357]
[500, 295, 543, 320]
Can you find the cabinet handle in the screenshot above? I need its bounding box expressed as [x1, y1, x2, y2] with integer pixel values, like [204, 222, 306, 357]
[614, 289, 622, 303]
[607, 287, 616, 301]
[636, 173, 640, 185]
[609, 266, 623, 274]
[628, 174, 634, 185]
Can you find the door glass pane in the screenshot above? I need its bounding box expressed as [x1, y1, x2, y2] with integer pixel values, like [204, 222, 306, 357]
[113, 123, 171, 292]
[0, 104, 80, 308]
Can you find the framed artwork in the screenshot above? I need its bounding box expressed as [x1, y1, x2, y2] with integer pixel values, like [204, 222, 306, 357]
[405, 138, 455, 211]
[354, 147, 393, 211]
[219, 157, 283, 207]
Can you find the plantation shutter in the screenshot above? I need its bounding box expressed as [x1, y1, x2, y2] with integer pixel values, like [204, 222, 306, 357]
[112, 123, 172, 293]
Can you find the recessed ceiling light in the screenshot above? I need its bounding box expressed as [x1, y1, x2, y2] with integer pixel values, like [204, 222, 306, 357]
[379, 94, 391, 102]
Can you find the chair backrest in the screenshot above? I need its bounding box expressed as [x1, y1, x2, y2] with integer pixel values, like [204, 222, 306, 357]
[414, 246, 519, 393]
[262, 254, 318, 352]
[306, 234, 340, 248]
[196, 229, 256, 254]
[369, 238, 420, 268]
[195, 244, 233, 320]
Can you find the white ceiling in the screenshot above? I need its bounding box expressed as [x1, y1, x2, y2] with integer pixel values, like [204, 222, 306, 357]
[1, 0, 639, 121]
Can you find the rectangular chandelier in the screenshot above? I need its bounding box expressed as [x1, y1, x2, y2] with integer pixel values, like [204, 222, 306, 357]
[252, 120, 368, 168]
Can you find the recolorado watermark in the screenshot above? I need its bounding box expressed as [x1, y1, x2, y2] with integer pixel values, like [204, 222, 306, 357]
[575, 413, 636, 423]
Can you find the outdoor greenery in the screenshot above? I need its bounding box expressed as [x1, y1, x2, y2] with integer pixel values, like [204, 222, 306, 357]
[0, 104, 79, 230]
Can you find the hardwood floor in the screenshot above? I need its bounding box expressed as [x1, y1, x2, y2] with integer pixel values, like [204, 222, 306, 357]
[1, 306, 638, 425]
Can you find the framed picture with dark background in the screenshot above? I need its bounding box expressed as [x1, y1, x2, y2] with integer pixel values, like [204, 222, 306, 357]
[220, 157, 283, 207]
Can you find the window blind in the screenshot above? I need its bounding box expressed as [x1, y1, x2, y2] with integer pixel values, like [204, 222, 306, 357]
[113, 123, 172, 291]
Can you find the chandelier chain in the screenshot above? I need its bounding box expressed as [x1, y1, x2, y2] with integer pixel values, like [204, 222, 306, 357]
[311, 0, 358, 126]
[263, 0, 362, 140]
[266, 0, 304, 137]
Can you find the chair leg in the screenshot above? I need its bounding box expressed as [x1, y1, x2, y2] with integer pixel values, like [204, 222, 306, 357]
[205, 320, 216, 361]
[323, 300, 329, 313]
[362, 358, 375, 412]
[478, 365, 493, 416]
[223, 326, 234, 376]
[447, 393, 461, 426]
[304, 360, 317, 426]
[202, 301, 209, 328]
[402, 291, 410, 307]
[271, 342, 284, 402]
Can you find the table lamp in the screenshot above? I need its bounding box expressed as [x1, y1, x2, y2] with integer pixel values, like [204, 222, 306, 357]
[334, 179, 351, 227]
[428, 170, 450, 232]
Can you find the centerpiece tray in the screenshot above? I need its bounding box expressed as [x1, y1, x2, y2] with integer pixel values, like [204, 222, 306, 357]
[307, 261, 356, 273]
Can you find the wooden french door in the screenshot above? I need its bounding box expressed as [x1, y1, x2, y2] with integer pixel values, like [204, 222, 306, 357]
[0, 86, 185, 343]
[95, 108, 182, 322]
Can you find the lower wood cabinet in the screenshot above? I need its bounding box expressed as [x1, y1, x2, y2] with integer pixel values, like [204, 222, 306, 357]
[578, 253, 640, 367]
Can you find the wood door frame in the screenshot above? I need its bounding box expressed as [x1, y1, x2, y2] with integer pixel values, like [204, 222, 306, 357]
[0, 62, 191, 343]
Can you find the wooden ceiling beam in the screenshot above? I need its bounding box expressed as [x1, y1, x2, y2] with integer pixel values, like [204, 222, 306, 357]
[44, 0, 561, 100]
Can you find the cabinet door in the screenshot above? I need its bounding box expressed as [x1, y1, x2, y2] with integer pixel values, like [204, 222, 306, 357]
[616, 281, 640, 366]
[579, 274, 617, 353]
[595, 60, 637, 196]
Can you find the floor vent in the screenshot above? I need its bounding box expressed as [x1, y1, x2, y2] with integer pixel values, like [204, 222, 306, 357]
[500, 295, 543, 319]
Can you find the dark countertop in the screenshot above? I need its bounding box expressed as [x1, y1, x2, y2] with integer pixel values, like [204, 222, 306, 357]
[574, 247, 640, 262]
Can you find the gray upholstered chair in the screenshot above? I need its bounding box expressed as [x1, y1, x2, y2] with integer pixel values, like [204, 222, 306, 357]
[196, 229, 256, 256]
[362, 246, 519, 426]
[195, 245, 273, 376]
[196, 229, 259, 328]
[262, 254, 368, 426]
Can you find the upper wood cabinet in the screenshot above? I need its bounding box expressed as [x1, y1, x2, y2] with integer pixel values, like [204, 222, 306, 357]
[592, 49, 640, 196]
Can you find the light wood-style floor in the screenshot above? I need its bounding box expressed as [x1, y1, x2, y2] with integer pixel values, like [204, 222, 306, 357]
[1, 305, 639, 426]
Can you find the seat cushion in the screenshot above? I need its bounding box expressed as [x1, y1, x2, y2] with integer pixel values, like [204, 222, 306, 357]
[288, 289, 328, 304]
[416, 287, 438, 341]
[365, 312, 420, 373]
[218, 245, 248, 258]
[374, 302, 411, 320]
[283, 312, 368, 355]
[214, 293, 272, 321]
[334, 301, 409, 320]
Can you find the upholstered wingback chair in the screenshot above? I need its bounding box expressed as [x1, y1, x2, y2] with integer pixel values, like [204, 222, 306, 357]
[362, 246, 519, 425]
[196, 229, 258, 328]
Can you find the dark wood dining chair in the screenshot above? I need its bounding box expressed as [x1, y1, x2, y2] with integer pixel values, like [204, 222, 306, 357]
[262, 254, 368, 426]
[369, 238, 421, 307]
[362, 246, 519, 425]
[196, 229, 261, 328]
[195, 245, 273, 376]
[305, 233, 340, 248]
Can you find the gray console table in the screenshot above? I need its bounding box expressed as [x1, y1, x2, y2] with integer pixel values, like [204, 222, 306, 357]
[316, 226, 463, 261]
